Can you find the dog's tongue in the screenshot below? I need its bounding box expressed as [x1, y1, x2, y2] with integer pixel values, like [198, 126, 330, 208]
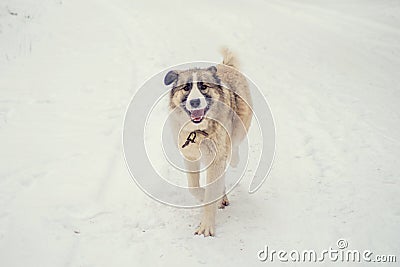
[191, 109, 205, 121]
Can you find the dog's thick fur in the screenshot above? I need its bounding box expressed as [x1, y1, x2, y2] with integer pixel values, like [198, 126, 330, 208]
[164, 48, 252, 236]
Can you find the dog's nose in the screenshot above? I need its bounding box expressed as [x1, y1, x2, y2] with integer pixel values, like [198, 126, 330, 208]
[190, 98, 200, 108]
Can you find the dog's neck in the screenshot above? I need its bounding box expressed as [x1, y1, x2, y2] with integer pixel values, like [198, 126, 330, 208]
[181, 130, 208, 148]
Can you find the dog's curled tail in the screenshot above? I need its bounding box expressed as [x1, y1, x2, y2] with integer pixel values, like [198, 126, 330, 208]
[220, 47, 240, 69]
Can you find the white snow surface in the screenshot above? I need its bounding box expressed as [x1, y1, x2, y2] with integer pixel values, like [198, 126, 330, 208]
[1, 0, 400, 266]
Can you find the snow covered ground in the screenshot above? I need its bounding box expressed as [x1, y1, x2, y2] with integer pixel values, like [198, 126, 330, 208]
[1, 0, 399, 266]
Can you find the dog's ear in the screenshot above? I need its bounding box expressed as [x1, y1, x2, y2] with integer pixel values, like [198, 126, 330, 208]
[164, 70, 178, 86]
[207, 66, 217, 74]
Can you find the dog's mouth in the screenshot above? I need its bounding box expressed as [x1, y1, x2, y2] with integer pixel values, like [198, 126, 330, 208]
[190, 108, 206, 123]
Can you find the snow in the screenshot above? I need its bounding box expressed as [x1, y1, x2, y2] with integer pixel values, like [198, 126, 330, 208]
[1, 0, 399, 266]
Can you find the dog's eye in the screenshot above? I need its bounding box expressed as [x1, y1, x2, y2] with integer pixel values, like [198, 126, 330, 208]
[183, 83, 192, 91]
[199, 83, 208, 90]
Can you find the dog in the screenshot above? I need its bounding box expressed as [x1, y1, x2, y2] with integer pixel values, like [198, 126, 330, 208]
[164, 48, 252, 236]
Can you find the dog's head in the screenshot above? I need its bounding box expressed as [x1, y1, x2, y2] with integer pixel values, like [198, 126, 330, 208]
[165, 66, 222, 124]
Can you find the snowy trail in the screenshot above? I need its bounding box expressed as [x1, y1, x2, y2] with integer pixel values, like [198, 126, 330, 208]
[1, 0, 400, 266]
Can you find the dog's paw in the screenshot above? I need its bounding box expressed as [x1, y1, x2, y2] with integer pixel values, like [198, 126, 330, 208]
[218, 194, 230, 209]
[194, 220, 215, 237]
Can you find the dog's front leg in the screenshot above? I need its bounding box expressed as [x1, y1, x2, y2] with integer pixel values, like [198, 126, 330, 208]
[195, 158, 226, 237]
[184, 159, 204, 202]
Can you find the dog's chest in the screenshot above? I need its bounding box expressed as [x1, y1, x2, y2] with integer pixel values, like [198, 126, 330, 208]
[178, 129, 208, 161]
[178, 129, 229, 163]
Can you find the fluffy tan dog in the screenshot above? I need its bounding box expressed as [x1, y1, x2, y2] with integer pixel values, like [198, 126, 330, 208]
[164, 48, 252, 236]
